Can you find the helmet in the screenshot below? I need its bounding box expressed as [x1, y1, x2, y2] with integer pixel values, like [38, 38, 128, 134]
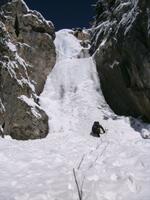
[94, 121, 99, 125]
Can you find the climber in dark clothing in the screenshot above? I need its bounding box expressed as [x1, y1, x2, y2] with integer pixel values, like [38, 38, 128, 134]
[91, 121, 105, 137]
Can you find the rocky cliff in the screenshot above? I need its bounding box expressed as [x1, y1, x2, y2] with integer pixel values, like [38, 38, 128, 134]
[91, 0, 150, 121]
[0, 0, 56, 139]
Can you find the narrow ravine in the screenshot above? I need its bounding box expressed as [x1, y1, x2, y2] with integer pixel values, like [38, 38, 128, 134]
[0, 29, 150, 200]
[40, 29, 106, 135]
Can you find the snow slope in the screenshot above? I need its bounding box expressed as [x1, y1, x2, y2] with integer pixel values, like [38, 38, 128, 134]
[0, 29, 150, 200]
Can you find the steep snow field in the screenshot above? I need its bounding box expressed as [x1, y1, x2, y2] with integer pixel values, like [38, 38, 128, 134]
[0, 29, 150, 200]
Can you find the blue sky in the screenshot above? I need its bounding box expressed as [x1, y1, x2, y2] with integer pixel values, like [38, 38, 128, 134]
[24, 0, 96, 30]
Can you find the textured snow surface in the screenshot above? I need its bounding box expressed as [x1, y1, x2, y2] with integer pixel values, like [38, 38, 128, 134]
[0, 29, 150, 200]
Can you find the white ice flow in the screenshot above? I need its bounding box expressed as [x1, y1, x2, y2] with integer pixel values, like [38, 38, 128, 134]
[0, 29, 150, 200]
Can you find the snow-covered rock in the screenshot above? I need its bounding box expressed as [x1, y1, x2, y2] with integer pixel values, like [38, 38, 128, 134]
[0, 0, 56, 140]
[91, 0, 150, 122]
[1, 0, 56, 95]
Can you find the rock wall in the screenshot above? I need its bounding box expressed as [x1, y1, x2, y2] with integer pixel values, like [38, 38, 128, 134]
[91, 0, 150, 121]
[0, 0, 56, 139]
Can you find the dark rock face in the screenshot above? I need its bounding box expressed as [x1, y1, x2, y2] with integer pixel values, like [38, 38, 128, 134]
[91, 0, 150, 121]
[0, 0, 56, 140]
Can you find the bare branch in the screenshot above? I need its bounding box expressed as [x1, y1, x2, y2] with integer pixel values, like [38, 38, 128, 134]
[77, 154, 86, 170]
[73, 168, 82, 200]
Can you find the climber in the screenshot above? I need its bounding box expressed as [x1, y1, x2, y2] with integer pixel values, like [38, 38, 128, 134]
[91, 121, 105, 137]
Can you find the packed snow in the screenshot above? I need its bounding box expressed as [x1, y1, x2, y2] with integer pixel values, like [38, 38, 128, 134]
[0, 29, 150, 200]
[6, 41, 17, 52]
